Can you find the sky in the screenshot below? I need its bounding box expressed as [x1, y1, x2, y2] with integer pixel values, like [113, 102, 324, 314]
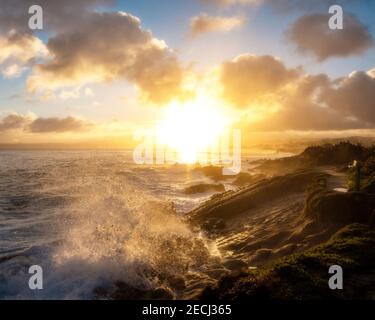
[0, 0, 375, 147]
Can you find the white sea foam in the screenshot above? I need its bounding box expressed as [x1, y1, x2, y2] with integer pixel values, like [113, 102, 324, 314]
[0, 151, 220, 299]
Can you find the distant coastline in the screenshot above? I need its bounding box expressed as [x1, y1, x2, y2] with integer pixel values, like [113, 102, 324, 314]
[1, 136, 375, 152]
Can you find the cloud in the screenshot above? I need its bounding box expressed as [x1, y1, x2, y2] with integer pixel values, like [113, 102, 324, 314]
[202, 0, 260, 6]
[2, 64, 25, 78]
[267, 0, 360, 12]
[0, 114, 92, 133]
[322, 71, 375, 124]
[220, 54, 300, 107]
[219, 53, 375, 131]
[204, 0, 359, 10]
[287, 13, 373, 61]
[251, 74, 368, 131]
[368, 68, 375, 78]
[0, 0, 114, 34]
[0, 113, 33, 131]
[29, 116, 91, 133]
[190, 13, 245, 36]
[251, 105, 366, 131]
[84, 88, 94, 97]
[0, 31, 48, 78]
[26, 12, 186, 104]
[0, 1, 187, 104]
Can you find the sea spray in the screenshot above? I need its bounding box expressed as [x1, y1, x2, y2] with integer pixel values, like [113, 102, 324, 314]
[0, 151, 226, 299]
[49, 170, 218, 299]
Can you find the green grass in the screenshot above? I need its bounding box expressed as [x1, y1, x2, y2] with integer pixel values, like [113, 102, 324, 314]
[200, 224, 375, 300]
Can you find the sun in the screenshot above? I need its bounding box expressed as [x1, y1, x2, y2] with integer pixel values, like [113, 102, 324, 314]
[156, 97, 228, 164]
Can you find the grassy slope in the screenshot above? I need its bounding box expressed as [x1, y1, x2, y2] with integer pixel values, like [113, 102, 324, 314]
[200, 223, 375, 300]
[197, 143, 375, 300]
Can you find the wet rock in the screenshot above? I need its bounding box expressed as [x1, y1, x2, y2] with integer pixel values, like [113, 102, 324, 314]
[184, 183, 225, 195]
[109, 281, 150, 300]
[149, 287, 175, 300]
[250, 249, 273, 265]
[103, 281, 176, 300]
[194, 166, 230, 181]
[168, 276, 186, 291]
[204, 268, 230, 279]
[202, 218, 226, 233]
[232, 173, 265, 187]
[223, 259, 247, 271]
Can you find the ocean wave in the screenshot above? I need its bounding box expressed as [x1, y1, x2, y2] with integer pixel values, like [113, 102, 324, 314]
[0, 151, 223, 299]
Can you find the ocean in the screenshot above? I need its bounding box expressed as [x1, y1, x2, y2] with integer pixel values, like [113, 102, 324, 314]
[0, 150, 292, 299]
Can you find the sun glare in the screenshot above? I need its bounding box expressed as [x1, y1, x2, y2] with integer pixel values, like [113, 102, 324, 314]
[156, 97, 228, 164]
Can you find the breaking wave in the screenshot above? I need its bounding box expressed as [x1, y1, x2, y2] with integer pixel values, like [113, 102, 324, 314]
[0, 151, 222, 299]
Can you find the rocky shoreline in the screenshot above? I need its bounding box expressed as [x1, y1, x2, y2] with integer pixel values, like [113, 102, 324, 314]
[100, 142, 375, 300]
[188, 142, 375, 299]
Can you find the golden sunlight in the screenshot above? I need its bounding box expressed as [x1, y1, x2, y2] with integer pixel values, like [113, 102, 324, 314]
[156, 97, 228, 164]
